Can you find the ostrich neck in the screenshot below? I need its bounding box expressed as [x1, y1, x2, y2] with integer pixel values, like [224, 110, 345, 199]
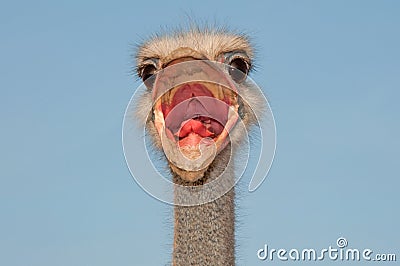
[172, 146, 235, 266]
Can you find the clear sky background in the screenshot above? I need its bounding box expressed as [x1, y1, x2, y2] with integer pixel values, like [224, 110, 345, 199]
[1, 1, 399, 265]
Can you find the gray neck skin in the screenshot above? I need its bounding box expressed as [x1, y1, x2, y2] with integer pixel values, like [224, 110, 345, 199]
[172, 146, 235, 266]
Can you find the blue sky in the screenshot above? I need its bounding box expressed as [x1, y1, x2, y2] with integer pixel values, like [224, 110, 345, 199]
[1, 1, 399, 265]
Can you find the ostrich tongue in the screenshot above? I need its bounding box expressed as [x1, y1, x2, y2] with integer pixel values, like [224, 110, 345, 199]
[164, 96, 228, 140]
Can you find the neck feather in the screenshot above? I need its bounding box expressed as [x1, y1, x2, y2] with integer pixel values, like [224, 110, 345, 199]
[172, 146, 235, 265]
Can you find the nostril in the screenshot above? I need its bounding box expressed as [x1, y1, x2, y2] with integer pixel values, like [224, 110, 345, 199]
[164, 56, 201, 67]
[162, 47, 207, 67]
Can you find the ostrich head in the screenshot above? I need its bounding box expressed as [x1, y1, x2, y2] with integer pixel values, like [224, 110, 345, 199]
[135, 28, 262, 184]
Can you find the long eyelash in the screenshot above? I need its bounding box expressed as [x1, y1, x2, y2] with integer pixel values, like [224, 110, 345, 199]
[138, 58, 160, 78]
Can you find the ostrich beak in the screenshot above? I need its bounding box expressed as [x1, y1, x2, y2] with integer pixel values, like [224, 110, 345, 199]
[151, 60, 239, 182]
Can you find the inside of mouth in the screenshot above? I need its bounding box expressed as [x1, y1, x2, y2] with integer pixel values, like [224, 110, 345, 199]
[159, 82, 237, 147]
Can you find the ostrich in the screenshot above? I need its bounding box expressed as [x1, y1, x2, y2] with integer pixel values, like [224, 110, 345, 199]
[134, 27, 265, 265]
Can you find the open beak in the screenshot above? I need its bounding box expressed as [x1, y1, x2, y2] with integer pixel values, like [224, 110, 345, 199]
[151, 60, 239, 177]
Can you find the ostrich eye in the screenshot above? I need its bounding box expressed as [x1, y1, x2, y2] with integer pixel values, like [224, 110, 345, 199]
[141, 64, 157, 89]
[141, 64, 157, 81]
[228, 58, 249, 83]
